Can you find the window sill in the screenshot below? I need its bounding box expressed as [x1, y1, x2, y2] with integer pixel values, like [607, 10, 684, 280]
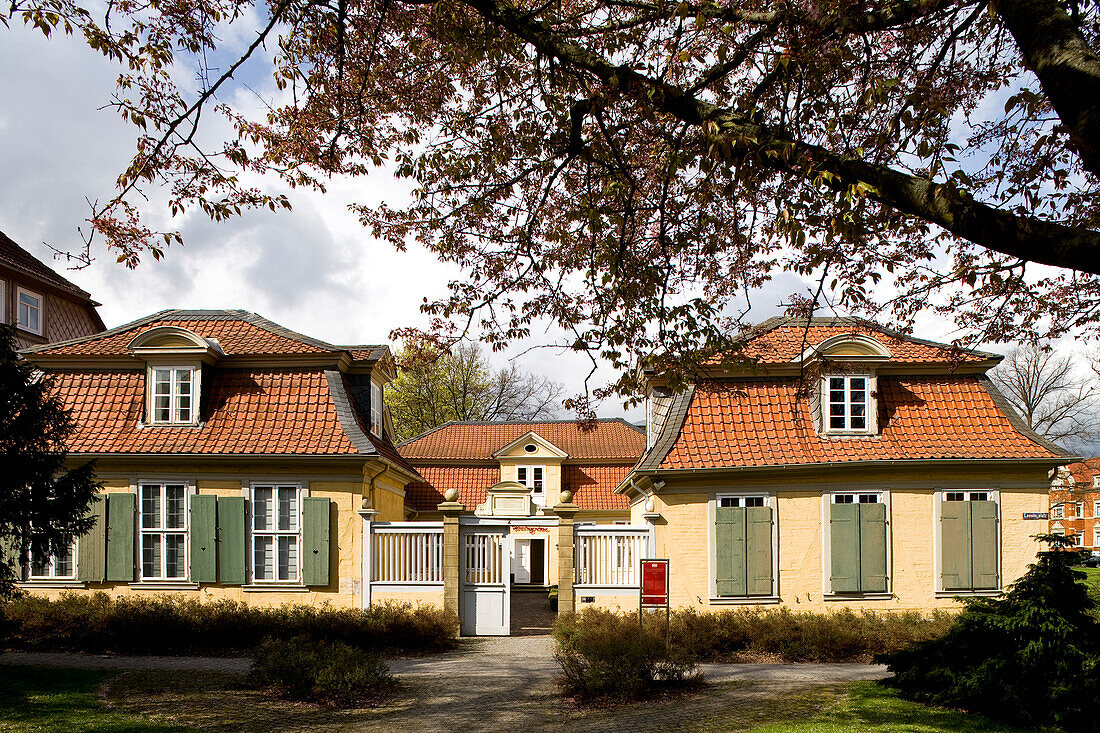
[243, 584, 310, 593]
[821, 431, 878, 439]
[823, 592, 893, 601]
[710, 595, 781, 605]
[17, 580, 85, 589]
[936, 589, 1003, 598]
[129, 582, 200, 590]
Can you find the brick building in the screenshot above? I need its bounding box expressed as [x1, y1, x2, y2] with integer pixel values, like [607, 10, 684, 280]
[1050, 459, 1100, 551]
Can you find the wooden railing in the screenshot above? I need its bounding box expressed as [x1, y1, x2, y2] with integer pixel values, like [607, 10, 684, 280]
[371, 522, 444, 584]
[575, 526, 649, 587]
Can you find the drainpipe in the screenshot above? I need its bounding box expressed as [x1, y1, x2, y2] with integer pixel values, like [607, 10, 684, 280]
[365, 463, 387, 514]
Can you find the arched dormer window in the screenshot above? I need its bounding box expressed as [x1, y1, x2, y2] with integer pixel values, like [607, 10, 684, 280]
[803, 335, 890, 436]
[128, 326, 223, 426]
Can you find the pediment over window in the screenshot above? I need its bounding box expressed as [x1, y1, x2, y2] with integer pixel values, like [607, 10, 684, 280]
[492, 431, 568, 459]
[798, 333, 892, 362]
[128, 326, 224, 363]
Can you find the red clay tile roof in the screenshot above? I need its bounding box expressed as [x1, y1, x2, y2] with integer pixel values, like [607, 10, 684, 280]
[0, 230, 93, 300]
[23, 310, 387, 358]
[404, 464, 630, 511]
[1068, 459, 1100, 484]
[654, 375, 1065, 470]
[733, 318, 998, 365]
[399, 419, 645, 460]
[51, 367, 362, 455]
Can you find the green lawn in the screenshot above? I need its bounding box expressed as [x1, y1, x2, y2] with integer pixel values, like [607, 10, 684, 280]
[0, 666, 195, 733]
[745, 681, 1051, 733]
[1082, 566, 1100, 593]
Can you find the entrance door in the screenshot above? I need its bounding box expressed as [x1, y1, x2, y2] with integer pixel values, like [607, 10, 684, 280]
[512, 538, 531, 584]
[460, 527, 510, 636]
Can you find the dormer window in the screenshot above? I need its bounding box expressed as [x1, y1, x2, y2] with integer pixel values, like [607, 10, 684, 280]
[370, 380, 382, 436]
[826, 375, 871, 433]
[151, 367, 197, 425]
[517, 465, 545, 496]
[16, 287, 43, 335]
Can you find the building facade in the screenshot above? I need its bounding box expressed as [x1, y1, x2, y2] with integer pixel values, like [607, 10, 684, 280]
[1, 230, 105, 349]
[1050, 459, 1100, 552]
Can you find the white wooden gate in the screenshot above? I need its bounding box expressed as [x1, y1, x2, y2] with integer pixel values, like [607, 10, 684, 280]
[460, 527, 510, 636]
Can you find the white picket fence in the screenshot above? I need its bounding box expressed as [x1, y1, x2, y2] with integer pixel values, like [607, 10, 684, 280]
[370, 522, 444, 584]
[574, 526, 649, 587]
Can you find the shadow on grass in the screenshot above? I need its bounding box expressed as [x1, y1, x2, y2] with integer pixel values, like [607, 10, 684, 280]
[0, 666, 194, 732]
[746, 681, 1054, 733]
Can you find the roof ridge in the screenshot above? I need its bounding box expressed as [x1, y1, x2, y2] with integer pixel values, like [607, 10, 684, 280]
[398, 417, 642, 446]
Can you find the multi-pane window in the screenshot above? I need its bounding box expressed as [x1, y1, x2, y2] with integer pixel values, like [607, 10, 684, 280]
[1071, 532, 1084, 547]
[150, 367, 196, 424]
[517, 466, 545, 497]
[719, 496, 765, 508]
[946, 491, 989, 502]
[1052, 504, 1064, 519]
[16, 288, 42, 335]
[29, 538, 76, 580]
[1094, 525, 1100, 547]
[252, 485, 301, 582]
[833, 493, 880, 504]
[370, 381, 382, 436]
[140, 483, 188, 580]
[826, 376, 870, 432]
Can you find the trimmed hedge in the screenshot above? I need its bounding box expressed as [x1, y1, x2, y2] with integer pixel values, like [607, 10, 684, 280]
[668, 607, 955, 662]
[250, 636, 396, 707]
[1, 592, 458, 656]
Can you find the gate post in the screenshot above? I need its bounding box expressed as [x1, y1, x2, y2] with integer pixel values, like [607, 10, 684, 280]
[553, 492, 580, 615]
[438, 494, 465, 622]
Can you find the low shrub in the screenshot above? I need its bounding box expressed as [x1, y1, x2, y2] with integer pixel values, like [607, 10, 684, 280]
[669, 607, 955, 662]
[249, 636, 396, 707]
[0, 592, 458, 656]
[880, 540, 1100, 731]
[554, 609, 701, 702]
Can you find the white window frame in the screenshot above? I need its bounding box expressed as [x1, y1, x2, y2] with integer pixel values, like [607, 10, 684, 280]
[932, 488, 1001, 595]
[1094, 500, 1100, 518]
[28, 535, 77, 581]
[249, 483, 305, 584]
[819, 489, 892, 598]
[1071, 532, 1084, 547]
[1076, 501, 1084, 519]
[708, 491, 779, 602]
[1093, 524, 1100, 547]
[1052, 504, 1064, 519]
[147, 365, 199, 425]
[15, 286, 43, 336]
[823, 374, 873, 434]
[516, 465, 546, 504]
[138, 481, 191, 581]
[370, 380, 383, 436]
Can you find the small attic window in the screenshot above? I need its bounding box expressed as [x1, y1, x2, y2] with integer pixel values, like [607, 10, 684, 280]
[824, 375, 871, 433]
[149, 367, 198, 425]
[524, 443, 538, 453]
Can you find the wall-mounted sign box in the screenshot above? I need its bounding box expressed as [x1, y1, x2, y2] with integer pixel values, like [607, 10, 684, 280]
[1023, 512, 1050, 520]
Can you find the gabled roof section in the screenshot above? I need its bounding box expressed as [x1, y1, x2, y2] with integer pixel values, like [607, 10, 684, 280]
[21, 309, 389, 360]
[0, 230, 95, 301]
[404, 463, 630, 511]
[735, 317, 1001, 365]
[399, 419, 645, 461]
[491, 431, 569, 459]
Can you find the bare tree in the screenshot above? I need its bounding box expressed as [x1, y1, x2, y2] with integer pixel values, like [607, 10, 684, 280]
[991, 345, 1100, 453]
[388, 340, 564, 442]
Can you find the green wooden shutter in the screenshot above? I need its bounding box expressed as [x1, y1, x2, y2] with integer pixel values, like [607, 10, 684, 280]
[77, 495, 108, 582]
[830, 503, 860, 593]
[302, 497, 330, 586]
[970, 501, 999, 590]
[715, 506, 746, 597]
[217, 496, 246, 586]
[105, 493, 136, 582]
[940, 501, 972, 590]
[746, 506, 773, 596]
[858, 503, 888, 593]
[189, 495, 217, 583]
[0, 533, 22, 582]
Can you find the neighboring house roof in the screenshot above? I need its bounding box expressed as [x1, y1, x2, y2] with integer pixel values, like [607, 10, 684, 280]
[398, 419, 646, 460]
[1066, 458, 1100, 485]
[0, 230, 95, 301]
[21, 309, 387, 358]
[637, 375, 1069, 472]
[404, 463, 631, 511]
[731, 317, 1000, 364]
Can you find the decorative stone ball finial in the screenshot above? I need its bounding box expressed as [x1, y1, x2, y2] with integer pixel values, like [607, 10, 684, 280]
[560, 490, 573, 504]
[444, 488, 459, 502]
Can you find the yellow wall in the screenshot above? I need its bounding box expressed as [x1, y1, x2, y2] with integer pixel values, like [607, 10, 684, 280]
[646, 464, 1052, 613]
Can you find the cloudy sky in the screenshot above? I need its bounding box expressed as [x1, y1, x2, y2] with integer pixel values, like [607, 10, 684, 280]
[0, 18, 1095, 437]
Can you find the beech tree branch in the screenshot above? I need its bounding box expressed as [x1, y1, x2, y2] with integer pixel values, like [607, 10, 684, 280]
[441, 0, 1100, 275]
[993, 0, 1100, 178]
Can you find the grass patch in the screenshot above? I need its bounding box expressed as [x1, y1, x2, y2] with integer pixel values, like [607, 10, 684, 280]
[1082, 567, 1100, 591]
[0, 665, 196, 732]
[745, 681, 1051, 732]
